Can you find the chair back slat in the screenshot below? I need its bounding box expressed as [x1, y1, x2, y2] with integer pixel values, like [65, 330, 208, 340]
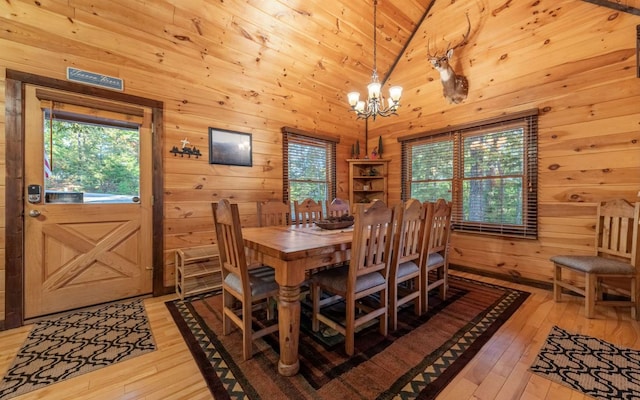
[427, 199, 452, 255]
[393, 199, 425, 267]
[597, 199, 640, 265]
[368, 224, 386, 271]
[257, 200, 290, 227]
[212, 200, 250, 294]
[350, 201, 395, 283]
[293, 198, 324, 225]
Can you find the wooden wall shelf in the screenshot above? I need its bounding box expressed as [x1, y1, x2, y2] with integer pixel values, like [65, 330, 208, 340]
[347, 159, 390, 206]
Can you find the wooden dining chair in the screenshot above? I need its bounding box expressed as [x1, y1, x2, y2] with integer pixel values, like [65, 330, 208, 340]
[389, 199, 429, 331]
[257, 200, 290, 227]
[551, 199, 640, 319]
[293, 198, 324, 225]
[311, 200, 396, 356]
[212, 199, 279, 360]
[421, 198, 452, 311]
[327, 198, 351, 218]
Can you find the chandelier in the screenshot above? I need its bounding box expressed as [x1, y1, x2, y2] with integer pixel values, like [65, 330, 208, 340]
[347, 0, 402, 120]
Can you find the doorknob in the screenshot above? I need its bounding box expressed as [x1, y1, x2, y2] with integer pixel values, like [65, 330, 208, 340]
[29, 210, 41, 217]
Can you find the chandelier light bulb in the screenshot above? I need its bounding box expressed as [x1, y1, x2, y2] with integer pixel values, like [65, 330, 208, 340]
[389, 86, 402, 102]
[347, 92, 360, 107]
[367, 82, 381, 100]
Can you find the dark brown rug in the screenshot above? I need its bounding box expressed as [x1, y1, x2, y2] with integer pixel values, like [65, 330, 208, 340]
[166, 275, 529, 399]
[0, 299, 156, 399]
[530, 325, 640, 399]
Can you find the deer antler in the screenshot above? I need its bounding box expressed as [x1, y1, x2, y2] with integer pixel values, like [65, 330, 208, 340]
[427, 38, 435, 59]
[447, 13, 471, 53]
[427, 13, 471, 59]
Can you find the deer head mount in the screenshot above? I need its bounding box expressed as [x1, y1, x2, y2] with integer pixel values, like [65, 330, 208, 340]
[427, 13, 471, 104]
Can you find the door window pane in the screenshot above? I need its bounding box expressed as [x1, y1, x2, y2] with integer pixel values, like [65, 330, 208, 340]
[44, 112, 140, 204]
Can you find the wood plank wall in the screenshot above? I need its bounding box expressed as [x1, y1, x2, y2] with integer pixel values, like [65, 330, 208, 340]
[0, 0, 639, 321]
[370, 1, 640, 288]
[0, 67, 5, 320]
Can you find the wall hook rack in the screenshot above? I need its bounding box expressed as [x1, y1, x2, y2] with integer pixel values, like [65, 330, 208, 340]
[170, 145, 202, 158]
[170, 138, 202, 159]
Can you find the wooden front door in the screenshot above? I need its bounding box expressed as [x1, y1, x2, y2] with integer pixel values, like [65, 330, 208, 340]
[23, 85, 153, 319]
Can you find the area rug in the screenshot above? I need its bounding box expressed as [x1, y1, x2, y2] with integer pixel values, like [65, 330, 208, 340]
[166, 275, 530, 399]
[0, 299, 156, 399]
[529, 325, 640, 400]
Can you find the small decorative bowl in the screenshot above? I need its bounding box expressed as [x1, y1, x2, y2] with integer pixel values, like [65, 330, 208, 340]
[314, 220, 355, 230]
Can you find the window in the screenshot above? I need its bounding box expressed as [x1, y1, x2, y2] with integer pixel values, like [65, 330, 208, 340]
[400, 110, 538, 238]
[282, 126, 337, 208]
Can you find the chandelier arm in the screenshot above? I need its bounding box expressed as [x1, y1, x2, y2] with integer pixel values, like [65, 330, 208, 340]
[377, 108, 398, 117]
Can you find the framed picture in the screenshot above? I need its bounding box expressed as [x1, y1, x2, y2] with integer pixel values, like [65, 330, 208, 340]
[208, 127, 252, 167]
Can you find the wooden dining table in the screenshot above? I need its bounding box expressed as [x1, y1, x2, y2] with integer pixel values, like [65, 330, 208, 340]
[242, 223, 354, 376]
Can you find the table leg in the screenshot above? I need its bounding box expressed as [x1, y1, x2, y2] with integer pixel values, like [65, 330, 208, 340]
[277, 284, 300, 376]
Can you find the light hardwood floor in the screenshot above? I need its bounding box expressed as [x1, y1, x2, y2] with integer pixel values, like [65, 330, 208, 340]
[1, 271, 637, 399]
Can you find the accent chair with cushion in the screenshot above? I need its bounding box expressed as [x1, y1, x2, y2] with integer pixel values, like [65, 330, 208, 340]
[551, 198, 640, 319]
[310, 200, 396, 356]
[212, 199, 279, 360]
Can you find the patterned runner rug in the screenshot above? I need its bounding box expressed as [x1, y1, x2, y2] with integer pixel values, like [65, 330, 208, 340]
[166, 275, 529, 399]
[530, 325, 640, 399]
[0, 299, 156, 399]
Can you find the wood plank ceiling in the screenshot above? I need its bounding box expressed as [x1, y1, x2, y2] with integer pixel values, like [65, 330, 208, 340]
[204, 0, 436, 123]
[117, 0, 436, 133]
[2, 0, 638, 137]
[12, 0, 639, 136]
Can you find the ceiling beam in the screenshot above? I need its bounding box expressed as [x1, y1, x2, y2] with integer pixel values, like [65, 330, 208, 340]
[382, 0, 437, 85]
[581, 0, 640, 16]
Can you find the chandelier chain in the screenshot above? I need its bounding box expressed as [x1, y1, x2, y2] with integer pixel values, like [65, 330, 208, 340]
[346, 0, 402, 120]
[373, 0, 377, 73]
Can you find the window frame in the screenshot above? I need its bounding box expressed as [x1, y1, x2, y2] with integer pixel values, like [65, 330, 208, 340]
[400, 110, 539, 239]
[282, 126, 338, 207]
